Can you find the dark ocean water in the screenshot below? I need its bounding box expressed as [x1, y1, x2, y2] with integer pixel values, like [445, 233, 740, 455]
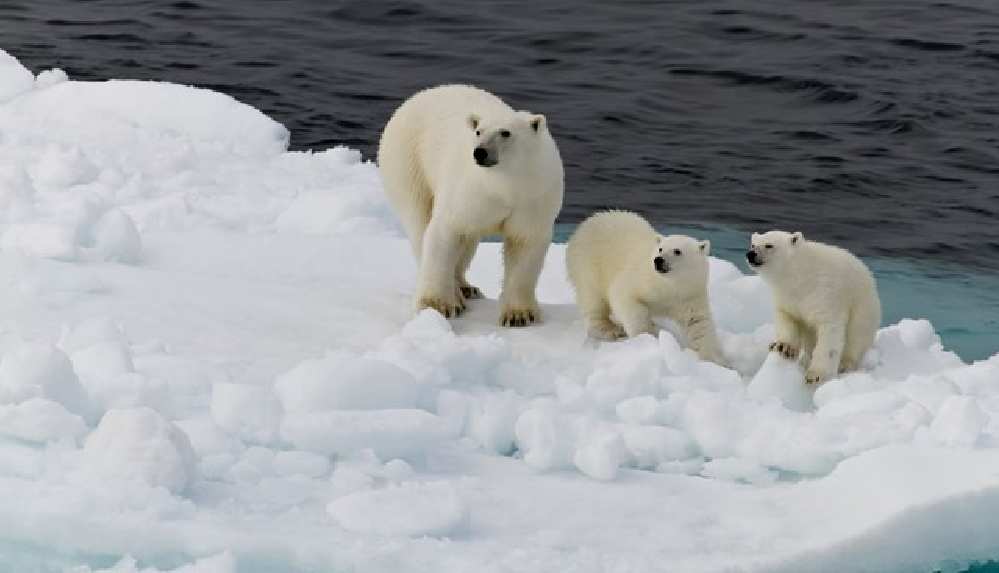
[3, 0, 999, 270]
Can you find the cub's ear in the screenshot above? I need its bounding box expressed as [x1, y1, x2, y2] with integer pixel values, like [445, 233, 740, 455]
[530, 114, 545, 132]
[468, 114, 480, 130]
[791, 231, 804, 245]
[751, 232, 761, 241]
[699, 240, 711, 255]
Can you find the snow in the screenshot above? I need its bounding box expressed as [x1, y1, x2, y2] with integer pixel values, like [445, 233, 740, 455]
[1, 48, 998, 571]
[83, 407, 198, 493]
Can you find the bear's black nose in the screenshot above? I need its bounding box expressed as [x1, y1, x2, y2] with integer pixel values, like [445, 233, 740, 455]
[746, 250, 760, 266]
[654, 256, 669, 274]
[473, 147, 489, 165]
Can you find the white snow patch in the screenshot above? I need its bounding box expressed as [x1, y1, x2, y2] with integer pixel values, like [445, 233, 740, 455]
[327, 481, 468, 537]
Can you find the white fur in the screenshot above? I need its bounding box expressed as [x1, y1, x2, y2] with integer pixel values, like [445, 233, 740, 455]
[378, 85, 564, 325]
[566, 211, 727, 366]
[747, 230, 881, 384]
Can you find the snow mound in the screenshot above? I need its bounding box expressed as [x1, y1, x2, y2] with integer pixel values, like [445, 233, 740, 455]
[0, 49, 33, 102]
[327, 481, 468, 537]
[83, 407, 197, 492]
[0, 343, 93, 418]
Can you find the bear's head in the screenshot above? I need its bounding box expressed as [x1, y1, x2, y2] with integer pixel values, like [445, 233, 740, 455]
[746, 230, 804, 272]
[651, 234, 711, 285]
[467, 111, 547, 169]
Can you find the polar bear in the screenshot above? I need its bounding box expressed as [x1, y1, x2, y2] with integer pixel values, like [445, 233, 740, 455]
[566, 211, 727, 365]
[746, 231, 881, 384]
[378, 85, 564, 326]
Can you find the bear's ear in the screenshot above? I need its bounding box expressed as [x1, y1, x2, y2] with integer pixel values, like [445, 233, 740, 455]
[468, 114, 480, 130]
[751, 232, 761, 241]
[791, 231, 803, 245]
[530, 114, 545, 132]
[699, 240, 711, 255]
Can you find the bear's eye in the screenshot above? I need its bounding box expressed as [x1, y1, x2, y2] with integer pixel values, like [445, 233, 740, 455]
[765, 244, 773, 249]
[475, 130, 481, 137]
[673, 249, 682, 256]
[500, 129, 511, 138]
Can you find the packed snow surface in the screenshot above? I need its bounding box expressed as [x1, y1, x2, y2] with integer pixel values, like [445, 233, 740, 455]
[1, 50, 998, 572]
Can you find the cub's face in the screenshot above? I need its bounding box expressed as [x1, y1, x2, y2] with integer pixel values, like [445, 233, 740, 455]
[651, 234, 710, 283]
[746, 230, 803, 272]
[467, 111, 546, 169]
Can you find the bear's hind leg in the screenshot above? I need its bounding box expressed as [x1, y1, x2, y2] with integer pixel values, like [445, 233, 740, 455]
[806, 320, 846, 385]
[455, 237, 483, 300]
[840, 309, 878, 373]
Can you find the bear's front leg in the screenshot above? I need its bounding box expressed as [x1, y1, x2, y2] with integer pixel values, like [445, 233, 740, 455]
[608, 285, 655, 338]
[682, 306, 728, 367]
[415, 217, 465, 318]
[805, 320, 846, 385]
[498, 235, 548, 326]
[770, 309, 802, 360]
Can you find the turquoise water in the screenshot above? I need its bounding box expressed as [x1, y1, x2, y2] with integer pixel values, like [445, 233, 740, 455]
[553, 223, 999, 362]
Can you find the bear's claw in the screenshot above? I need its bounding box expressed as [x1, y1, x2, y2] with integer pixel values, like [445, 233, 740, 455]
[589, 321, 626, 340]
[769, 341, 799, 359]
[500, 308, 538, 327]
[418, 296, 465, 319]
[460, 285, 484, 300]
[805, 370, 825, 385]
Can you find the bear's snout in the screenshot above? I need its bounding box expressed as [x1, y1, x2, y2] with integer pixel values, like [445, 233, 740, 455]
[654, 256, 669, 274]
[473, 147, 495, 167]
[746, 250, 761, 266]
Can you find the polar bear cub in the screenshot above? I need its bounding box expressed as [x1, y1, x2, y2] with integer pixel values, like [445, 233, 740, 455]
[378, 85, 564, 326]
[746, 231, 881, 384]
[566, 211, 727, 365]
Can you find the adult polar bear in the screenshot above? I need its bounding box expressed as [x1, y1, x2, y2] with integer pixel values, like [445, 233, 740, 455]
[379, 85, 564, 326]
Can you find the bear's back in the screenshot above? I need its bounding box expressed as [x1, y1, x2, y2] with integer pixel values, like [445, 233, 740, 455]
[567, 211, 658, 291]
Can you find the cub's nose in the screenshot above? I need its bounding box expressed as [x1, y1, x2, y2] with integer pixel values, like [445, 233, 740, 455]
[746, 250, 759, 265]
[653, 256, 669, 273]
[473, 147, 489, 165]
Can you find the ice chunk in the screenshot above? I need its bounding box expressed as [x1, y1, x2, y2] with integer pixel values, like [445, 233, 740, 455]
[466, 391, 520, 455]
[621, 425, 697, 469]
[59, 316, 126, 354]
[514, 407, 577, 472]
[34, 68, 68, 89]
[83, 407, 198, 492]
[211, 383, 281, 444]
[747, 352, 813, 411]
[0, 343, 92, 418]
[930, 396, 986, 447]
[0, 49, 34, 102]
[274, 352, 425, 414]
[327, 481, 468, 537]
[0, 397, 87, 443]
[615, 396, 660, 425]
[573, 424, 627, 480]
[91, 209, 143, 264]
